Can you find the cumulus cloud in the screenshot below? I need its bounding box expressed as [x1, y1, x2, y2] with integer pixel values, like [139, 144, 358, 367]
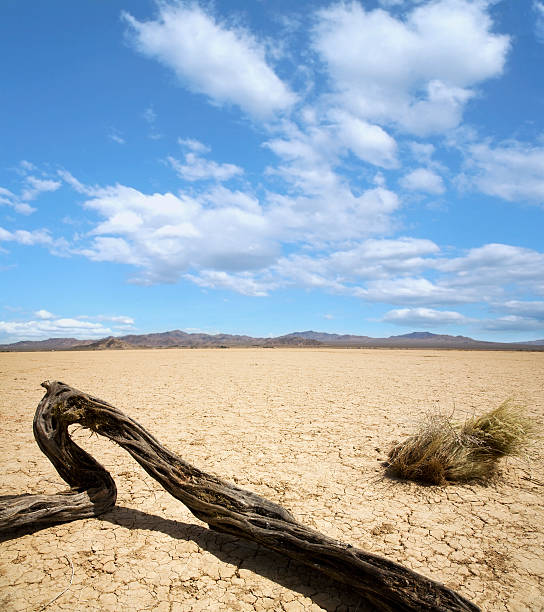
[409, 142, 437, 164]
[0, 225, 70, 258]
[35, 309, 54, 320]
[465, 141, 544, 204]
[313, 0, 509, 134]
[61, 141, 405, 281]
[76, 182, 277, 283]
[400, 167, 445, 194]
[0, 312, 136, 342]
[124, 3, 296, 117]
[167, 153, 243, 182]
[382, 307, 544, 334]
[0, 317, 111, 340]
[331, 111, 398, 168]
[267, 237, 440, 297]
[437, 243, 544, 290]
[382, 307, 469, 325]
[41, 167, 544, 315]
[359, 277, 475, 305]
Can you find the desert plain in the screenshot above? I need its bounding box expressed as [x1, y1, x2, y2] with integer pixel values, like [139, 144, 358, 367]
[0, 347, 543, 611]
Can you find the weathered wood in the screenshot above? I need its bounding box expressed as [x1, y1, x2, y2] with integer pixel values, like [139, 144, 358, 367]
[0, 381, 479, 611]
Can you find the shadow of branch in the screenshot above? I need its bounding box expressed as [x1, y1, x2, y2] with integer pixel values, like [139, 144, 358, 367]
[0, 500, 368, 610]
[101, 505, 368, 612]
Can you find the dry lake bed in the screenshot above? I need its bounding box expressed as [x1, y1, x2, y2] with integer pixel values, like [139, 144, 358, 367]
[1, 348, 543, 611]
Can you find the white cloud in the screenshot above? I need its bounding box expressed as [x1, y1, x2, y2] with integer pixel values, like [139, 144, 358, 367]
[80, 236, 144, 266]
[0, 187, 14, 198]
[437, 243, 544, 290]
[167, 153, 243, 182]
[355, 244, 544, 306]
[409, 142, 436, 163]
[109, 130, 125, 144]
[124, 3, 296, 117]
[400, 167, 445, 194]
[35, 309, 54, 320]
[178, 138, 210, 154]
[102, 315, 134, 325]
[57, 169, 101, 196]
[480, 315, 544, 331]
[0, 318, 111, 340]
[76, 183, 277, 283]
[331, 110, 398, 168]
[268, 185, 401, 242]
[53, 165, 407, 288]
[264, 121, 401, 240]
[78, 314, 135, 326]
[267, 237, 440, 297]
[383, 307, 469, 325]
[185, 270, 272, 297]
[0, 226, 55, 246]
[466, 141, 544, 204]
[54, 170, 544, 310]
[534, 1, 544, 44]
[19, 160, 36, 172]
[0, 312, 137, 342]
[0, 186, 35, 215]
[21, 176, 61, 201]
[498, 300, 544, 320]
[325, 237, 439, 279]
[0, 168, 61, 215]
[359, 277, 474, 305]
[0, 225, 69, 258]
[0, 187, 33, 214]
[313, 0, 509, 135]
[382, 307, 544, 334]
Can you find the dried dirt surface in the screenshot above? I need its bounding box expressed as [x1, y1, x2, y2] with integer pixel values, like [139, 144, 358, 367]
[1, 348, 543, 612]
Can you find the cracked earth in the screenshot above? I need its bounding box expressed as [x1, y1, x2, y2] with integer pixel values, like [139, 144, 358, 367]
[1, 348, 543, 611]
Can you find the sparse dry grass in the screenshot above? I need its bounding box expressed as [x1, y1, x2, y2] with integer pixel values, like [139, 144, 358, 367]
[387, 401, 535, 485]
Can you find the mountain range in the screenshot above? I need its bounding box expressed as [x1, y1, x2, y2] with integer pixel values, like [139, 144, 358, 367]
[1, 330, 543, 351]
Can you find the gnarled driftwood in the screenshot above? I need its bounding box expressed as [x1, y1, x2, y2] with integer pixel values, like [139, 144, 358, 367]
[0, 381, 479, 611]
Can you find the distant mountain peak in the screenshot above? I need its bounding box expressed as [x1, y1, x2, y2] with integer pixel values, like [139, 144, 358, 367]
[393, 331, 437, 339]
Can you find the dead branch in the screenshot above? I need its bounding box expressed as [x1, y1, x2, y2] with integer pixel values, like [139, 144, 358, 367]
[0, 381, 479, 611]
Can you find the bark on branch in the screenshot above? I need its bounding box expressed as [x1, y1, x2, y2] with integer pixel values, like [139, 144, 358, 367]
[0, 381, 479, 611]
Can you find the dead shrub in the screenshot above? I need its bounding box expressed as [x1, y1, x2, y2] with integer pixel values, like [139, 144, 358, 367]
[386, 401, 534, 485]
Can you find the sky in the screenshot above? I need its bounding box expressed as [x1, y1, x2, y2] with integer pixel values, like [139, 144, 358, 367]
[1, 0, 544, 343]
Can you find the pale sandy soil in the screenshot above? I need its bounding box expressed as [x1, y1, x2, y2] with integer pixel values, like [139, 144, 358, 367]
[1, 348, 543, 612]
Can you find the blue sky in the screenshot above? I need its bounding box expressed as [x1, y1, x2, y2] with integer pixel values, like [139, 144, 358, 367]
[1, 0, 543, 343]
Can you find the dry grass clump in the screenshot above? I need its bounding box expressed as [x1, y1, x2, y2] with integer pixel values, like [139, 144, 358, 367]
[387, 401, 534, 485]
